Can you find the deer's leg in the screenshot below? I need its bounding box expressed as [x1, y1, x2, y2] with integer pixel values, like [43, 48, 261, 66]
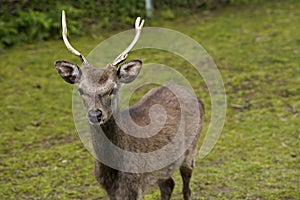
[158, 177, 175, 200]
[112, 188, 142, 200]
[180, 160, 194, 200]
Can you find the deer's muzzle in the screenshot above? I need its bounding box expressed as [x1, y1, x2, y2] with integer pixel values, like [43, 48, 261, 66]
[88, 109, 102, 124]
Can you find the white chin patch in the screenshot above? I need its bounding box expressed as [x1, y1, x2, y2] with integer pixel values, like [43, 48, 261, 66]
[88, 120, 103, 126]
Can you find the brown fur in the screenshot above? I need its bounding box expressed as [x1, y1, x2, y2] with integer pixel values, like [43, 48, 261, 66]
[55, 60, 204, 200]
[90, 82, 204, 200]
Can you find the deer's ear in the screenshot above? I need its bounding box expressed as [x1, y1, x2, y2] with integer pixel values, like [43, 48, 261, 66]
[117, 60, 142, 84]
[54, 61, 82, 84]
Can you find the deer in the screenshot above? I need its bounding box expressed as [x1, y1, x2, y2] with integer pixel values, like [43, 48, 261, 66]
[54, 10, 204, 200]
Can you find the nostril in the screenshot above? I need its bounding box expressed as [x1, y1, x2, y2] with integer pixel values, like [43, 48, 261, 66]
[88, 109, 102, 123]
[88, 110, 102, 117]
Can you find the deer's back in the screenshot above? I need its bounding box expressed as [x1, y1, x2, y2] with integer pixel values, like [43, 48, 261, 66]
[120, 83, 204, 153]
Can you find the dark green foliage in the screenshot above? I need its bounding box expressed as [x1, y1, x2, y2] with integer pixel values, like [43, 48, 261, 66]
[0, 0, 145, 49]
[0, 0, 258, 49]
[0, 1, 86, 48]
[153, 0, 228, 9]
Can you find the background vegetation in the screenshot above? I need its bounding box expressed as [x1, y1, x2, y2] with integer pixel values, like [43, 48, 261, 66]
[1, 0, 256, 49]
[0, 0, 299, 199]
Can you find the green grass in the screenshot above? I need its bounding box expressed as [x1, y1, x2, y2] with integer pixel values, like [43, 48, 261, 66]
[1, 0, 300, 199]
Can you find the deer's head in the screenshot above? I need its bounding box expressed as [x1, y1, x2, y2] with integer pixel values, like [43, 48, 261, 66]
[55, 11, 144, 125]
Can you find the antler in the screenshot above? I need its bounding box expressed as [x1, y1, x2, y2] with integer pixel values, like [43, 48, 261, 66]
[112, 17, 145, 66]
[62, 10, 87, 63]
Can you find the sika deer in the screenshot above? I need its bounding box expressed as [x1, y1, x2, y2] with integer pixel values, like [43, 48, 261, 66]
[54, 10, 204, 200]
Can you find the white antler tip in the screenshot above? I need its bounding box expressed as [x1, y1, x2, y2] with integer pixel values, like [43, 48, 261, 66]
[140, 19, 145, 28]
[135, 17, 144, 29]
[62, 10, 66, 22]
[135, 17, 140, 28]
[62, 10, 67, 33]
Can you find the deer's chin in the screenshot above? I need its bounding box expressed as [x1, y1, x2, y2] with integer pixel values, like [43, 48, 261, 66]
[87, 116, 110, 126]
[88, 120, 104, 126]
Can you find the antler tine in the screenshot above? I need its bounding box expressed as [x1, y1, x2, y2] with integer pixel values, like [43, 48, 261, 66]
[112, 17, 145, 66]
[62, 10, 87, 63]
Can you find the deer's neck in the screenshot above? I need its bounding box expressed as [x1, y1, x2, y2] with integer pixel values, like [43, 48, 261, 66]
[90, 114, 127, 176]
[90, 113, 129, 185]
[101, 115, 126, 147]
[91, 112, 126, 148]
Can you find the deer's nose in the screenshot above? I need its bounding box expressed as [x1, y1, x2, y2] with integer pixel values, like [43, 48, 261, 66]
[88, 109, 102, 124]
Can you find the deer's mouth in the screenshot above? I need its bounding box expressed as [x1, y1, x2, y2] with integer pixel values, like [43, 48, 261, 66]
[88, 118, 104, 126]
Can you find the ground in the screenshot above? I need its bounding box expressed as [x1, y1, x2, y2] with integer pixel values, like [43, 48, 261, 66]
[0, 0, 299, 199]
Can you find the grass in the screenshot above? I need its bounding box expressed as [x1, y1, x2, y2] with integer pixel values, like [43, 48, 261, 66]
[1, 0, 300, 199]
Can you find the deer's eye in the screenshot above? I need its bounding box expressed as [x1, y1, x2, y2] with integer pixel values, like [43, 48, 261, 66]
[78, 88, 84, 95]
